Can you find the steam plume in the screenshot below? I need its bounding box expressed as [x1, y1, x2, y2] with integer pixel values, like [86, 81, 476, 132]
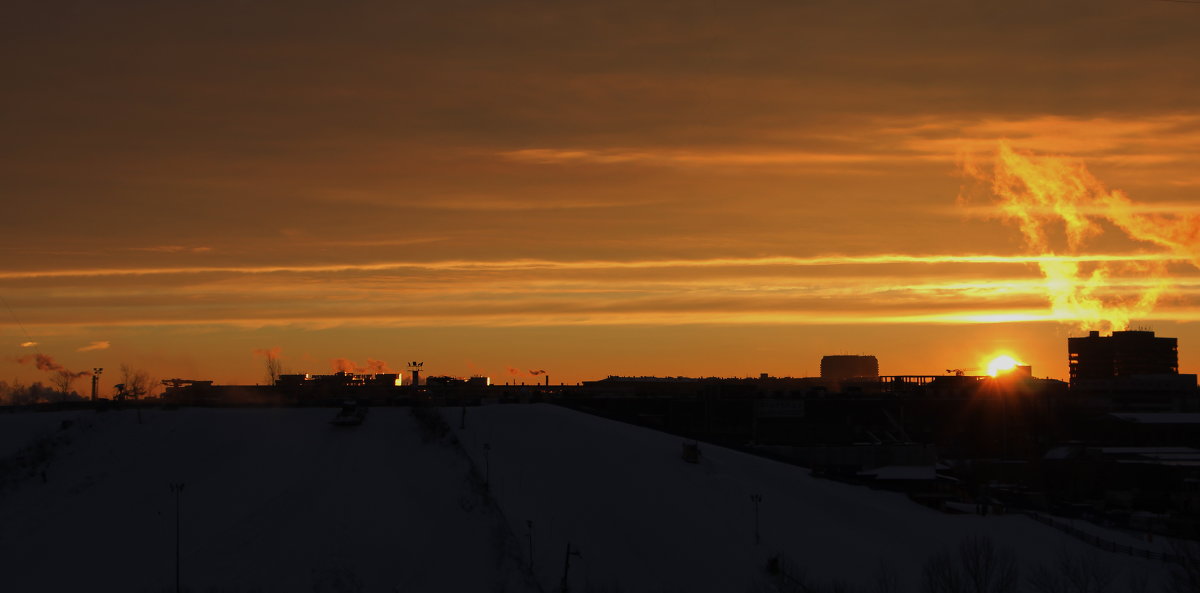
[330, 357, 395, 374]
[15, 353, 92, 378]
[254, 346, 282, 358]
[966, 142, 1197, 331]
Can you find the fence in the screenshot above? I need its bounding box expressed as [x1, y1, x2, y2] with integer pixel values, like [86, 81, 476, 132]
[1025, 511, 1184, 563]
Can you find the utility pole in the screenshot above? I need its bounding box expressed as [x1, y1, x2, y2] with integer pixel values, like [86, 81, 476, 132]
[559, 542, 581, 593]
[483, 443, 492, 489]
[750, 493, 763, 545]
[169, 482, 185, 593]
[526, 519, 534, 575]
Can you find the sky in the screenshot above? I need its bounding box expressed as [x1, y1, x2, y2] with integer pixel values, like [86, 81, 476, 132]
[4, 0, 1200, 389]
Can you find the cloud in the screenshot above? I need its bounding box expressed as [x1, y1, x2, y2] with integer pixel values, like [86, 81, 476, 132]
[0, 252, 1185, 280]
[20, 341, 37, 348]
[76, 340, 111, 352]
[125, 245, 213, 253]
[253, 346, 282, 359]
[501, 148, 894, 168]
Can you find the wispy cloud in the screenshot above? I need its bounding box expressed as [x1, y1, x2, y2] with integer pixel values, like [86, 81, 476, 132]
[19, 341, 37, 348]
[0, 252, 1186, 280]
[500, 115, 1200, 177]
[124, 245, 213, 254]
[76, 340, 110, 352]
[501, 148, 899, 167]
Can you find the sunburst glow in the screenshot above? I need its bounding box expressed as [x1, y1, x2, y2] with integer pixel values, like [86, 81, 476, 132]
[985, 355, 1024, 377]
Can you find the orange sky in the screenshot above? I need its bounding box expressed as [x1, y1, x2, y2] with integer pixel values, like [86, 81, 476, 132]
[4, 0, 1200, 389]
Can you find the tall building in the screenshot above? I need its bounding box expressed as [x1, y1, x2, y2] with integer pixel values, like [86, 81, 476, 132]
[820, 355, 879, 382]
[1068, 330, 1178, 385]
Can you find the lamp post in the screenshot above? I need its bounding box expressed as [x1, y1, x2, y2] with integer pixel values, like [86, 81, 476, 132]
[91, 368, 103, 402]
[169, 482, 185, 593]
[483, 443, 491, 489]
[560, 542, 581, 593]
[750, 493, 763, 545]
[526, 519, 534, 575]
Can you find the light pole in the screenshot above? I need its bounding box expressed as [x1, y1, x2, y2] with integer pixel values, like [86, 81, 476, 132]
[483, 443, 491, 489]
[169, 482, 185, 593]
[91, 368, 103, 402]
[526, 519, 534, 575]
[750, 493, 763, 545]
[560, 542, 581, 593]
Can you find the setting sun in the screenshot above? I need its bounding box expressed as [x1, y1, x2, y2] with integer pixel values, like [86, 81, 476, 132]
[986, 354, 1024, 377]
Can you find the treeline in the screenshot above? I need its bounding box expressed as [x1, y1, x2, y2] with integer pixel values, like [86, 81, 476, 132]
[0, 380, 85, 406]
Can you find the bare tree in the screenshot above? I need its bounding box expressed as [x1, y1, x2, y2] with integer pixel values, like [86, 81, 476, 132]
[118, 363, 158, 399]
[265, 351, 282, 386]
[923, 536, 1019, 593]
[960, 535, 1019, 593]
[872, 561, 904, 593]
[1027, 548, 1116, 593]
[923, 549, 964, 593]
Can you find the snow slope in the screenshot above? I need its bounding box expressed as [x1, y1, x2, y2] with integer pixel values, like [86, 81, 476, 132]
[0, 409, 88, 457]
[447, 403, 1173, 592]
[0, 407, 531, 593]
[0, 404, 1177, 592]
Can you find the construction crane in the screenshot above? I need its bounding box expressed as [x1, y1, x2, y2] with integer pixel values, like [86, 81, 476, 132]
[161, 378, 205, 389]
[945, 368, 982, 377]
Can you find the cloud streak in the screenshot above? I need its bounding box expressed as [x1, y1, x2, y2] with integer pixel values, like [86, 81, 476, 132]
[0, 252, 1187, 280]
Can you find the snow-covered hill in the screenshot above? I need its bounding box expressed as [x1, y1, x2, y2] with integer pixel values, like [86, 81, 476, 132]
[447, 403, 1173, 592]
[0, 407, 530, 592]
[0, 404, 1176, 592]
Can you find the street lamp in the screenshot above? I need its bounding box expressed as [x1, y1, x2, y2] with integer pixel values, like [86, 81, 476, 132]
[169, 482, 185, 593]
[483, 443, 492, 489]
[526, 519, 534, 575]
[560, 542, 581, 593]
[750, 493, 763, 545]
[91, 368, 103, 402]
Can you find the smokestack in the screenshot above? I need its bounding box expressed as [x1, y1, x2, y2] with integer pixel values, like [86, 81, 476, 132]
[545, 375, 549, 386]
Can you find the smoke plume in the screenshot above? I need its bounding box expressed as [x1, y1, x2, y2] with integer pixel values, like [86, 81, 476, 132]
[330, 357, 395, 374]
[253, 346, 282, 359]
[529, 369, 547, 376]
[965, 142, 1197, 332]
[15, 353, 92, 379]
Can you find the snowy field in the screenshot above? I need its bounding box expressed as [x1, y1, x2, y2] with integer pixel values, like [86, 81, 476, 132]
[0, 407, 531, 593]
[0, 404, 1179, 592]
[447, 403, 1175, 592]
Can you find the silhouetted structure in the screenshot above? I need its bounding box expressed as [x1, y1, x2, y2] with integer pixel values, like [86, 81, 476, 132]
[820, 355, 879, 383]
[1068, 330, 1178, 385]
